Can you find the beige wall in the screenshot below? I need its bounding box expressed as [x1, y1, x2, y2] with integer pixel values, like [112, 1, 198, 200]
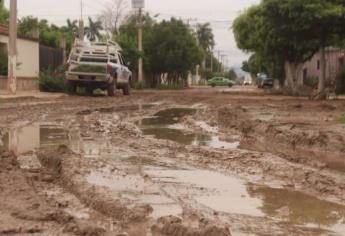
[302, 49, 345, 83]
[0, 35, 39, 78]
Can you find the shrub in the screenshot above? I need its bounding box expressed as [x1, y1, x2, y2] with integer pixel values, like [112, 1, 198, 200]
[335, 66, 345, 95]
[304, 76, 318, 89]
[156, 83, 184, 90]
[39, 71, 65, 92]
[132, 81, 148, 90]
[339, 115, 345, 124]
[0, 43, 8, 75]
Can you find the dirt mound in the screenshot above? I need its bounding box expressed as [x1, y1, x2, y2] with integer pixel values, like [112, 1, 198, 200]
[218, 105, 345, 172]
[152, 215, 231, 236]
[0, 150, 76, 235]
[38, 146, 153, 223]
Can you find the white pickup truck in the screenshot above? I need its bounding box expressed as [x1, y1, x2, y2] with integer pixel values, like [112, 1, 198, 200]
[65, 40, 132, 96]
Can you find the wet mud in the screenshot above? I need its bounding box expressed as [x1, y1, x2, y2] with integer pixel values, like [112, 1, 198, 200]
[0, 89, 345, 235]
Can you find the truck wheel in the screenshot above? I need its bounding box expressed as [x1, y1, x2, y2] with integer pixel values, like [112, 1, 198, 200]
[107, 80, 117, 96]
[122, 84, 130, 95]
[65, 80, 77, 94]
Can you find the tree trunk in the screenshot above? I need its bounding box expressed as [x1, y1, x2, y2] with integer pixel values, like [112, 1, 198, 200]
[284, 61, 303, 95]
[318, 46, 327, 100]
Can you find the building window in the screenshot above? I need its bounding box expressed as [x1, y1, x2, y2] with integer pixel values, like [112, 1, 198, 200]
[317, 60, 320, 70]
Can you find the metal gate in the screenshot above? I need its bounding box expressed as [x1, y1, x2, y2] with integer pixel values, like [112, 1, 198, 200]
[39, 45, 63, 72]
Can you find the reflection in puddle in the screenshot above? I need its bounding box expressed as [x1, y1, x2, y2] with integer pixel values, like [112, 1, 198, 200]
[140, 108, 239, 149]
[0, 123, 69, 154]
[86, 170, 183, 219]
[146, 168, 264, 217]
[145, 166, 345, 234]
[0, 123, 110, 160]
[247, 185, 345, 227]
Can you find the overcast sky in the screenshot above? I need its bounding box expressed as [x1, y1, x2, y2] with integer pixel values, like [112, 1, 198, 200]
[4, 0, 259, 67]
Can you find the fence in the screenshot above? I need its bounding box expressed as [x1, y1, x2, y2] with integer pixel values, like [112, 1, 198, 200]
[39, 45, 63, 72]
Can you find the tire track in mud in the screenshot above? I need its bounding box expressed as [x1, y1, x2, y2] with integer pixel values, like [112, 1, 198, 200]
[1, 91, 345, 235]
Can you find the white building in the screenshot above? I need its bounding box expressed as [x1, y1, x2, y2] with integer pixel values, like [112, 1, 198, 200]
[0, 25, 39, 90]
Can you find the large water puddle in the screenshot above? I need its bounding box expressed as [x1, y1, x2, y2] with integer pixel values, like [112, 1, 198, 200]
[86, 153, 345, 234]
[87, 167, 183, 219]
[140, 108, 239, 149]
[2, 118, 345, 234]
[144, 166, 345, 234]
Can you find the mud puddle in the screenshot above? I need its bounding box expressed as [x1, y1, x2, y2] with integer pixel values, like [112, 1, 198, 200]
[0, 123, 71, 169]
[86, 166, 183, 219]
[0, 123, 69, 154]
[0, 122, 113, 160]
[140, 108, 239, 149]
[86, 153, 345, 235]
[146, 166, 345, 234]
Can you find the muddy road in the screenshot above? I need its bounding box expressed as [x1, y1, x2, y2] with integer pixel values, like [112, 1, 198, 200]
[0, 88, 345, 236]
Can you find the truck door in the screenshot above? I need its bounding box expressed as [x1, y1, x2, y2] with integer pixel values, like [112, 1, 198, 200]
[118, 54, 131, 81]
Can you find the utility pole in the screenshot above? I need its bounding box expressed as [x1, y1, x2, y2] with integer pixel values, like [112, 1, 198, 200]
[210, 52, 213, 73]
[78, 0, 84, 40]
[217, 50, 221, 72]
[221, 55, 227, 73]
[138, 7, 143, 82]
[7, 0, 17, 94]
[132, 0, 144, 82]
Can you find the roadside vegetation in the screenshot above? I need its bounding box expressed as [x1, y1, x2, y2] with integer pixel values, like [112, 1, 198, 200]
[39, 71, 65, 93]
[339, 115, 345, 124]
[233, 0, 345, 99]
[0, 2, 235, 93]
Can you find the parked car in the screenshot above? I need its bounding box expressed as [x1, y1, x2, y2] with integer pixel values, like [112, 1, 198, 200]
[257, 73, 273, 88]
[65, 40, 132, 96]
[243, 74, 253, 86]
[207, 77, 234, 87]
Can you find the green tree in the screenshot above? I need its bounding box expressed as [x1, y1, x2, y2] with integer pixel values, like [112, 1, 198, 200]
[17, 16, 39, 38]
[85, 17, 103, 42]
[0, 4, 8, 25]
[224, 69, 237, 80]
[144, 18, 203, 86]
[233, 0, 345, 98]
[196, 23, 215, 53]
[196, 23, 215, 70]
[62, 19, 78, 37]
[116, 13, 154, 72]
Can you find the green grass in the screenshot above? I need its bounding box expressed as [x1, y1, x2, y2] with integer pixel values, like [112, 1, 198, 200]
[71, 65, 106, 74]
[156, 83, 184, 90]
[132, 81, 148, 90]
[339, 115, 345, 124]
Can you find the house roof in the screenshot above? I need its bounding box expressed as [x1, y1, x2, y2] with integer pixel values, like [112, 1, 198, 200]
[0, 24, 39, 43]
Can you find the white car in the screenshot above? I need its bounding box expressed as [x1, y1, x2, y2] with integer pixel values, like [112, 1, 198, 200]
[65, 40, 132, 96]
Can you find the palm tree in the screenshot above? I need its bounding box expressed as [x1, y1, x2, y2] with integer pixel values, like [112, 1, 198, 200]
[196, 23, 215, 70]
[85, 17, 103, 42]
[64, 19, 78, 37]
[196, 23, 215, 53]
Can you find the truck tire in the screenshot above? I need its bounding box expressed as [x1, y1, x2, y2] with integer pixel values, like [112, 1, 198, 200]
[65, 80, 77, 94]
[107, 79, 117, 96]
[122, 84, 130, 95]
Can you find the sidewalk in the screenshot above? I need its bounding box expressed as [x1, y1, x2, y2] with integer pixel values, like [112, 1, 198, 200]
[0, 90, 67, 99]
